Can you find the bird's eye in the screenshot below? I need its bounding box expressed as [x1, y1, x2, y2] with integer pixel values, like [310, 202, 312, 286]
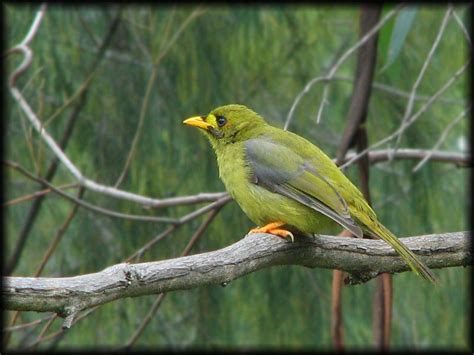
[216, 115, 227, 127]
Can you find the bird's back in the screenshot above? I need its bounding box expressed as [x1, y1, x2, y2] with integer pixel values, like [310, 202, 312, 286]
[262, 126, 379, 232]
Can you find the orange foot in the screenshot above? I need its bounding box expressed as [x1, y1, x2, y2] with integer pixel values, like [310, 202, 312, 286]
[249, 221, 294, 242]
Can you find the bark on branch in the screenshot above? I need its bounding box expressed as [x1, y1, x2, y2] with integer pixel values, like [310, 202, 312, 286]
[3, 231, 471, 320]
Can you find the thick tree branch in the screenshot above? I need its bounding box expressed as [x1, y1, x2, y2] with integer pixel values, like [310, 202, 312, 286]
[3, 231, 471, 320]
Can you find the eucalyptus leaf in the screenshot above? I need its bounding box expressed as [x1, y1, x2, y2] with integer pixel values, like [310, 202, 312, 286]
[380, 6, 418, 73]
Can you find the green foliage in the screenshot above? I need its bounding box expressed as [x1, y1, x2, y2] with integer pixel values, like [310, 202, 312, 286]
[380, 6, 419, 72]
[5, 4, 469, 350]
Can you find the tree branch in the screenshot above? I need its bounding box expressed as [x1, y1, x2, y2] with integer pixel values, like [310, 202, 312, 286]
[340, 58, 471, 170]
[285, 5, 402, 128]
[344, 148, 470, 167]
[393, 5, 452, 152]
[3, 231, 471, 319]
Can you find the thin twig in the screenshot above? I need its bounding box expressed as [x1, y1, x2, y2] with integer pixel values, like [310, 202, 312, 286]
[114, 7, 206, 188]
[3, 183, 79, 206]
[177, 195, 232, 224]
[3, 187, 85, 346]
[2, 315, 55, 332]
[21, 307, 98, 348]
[5, 160, 233, 226]
[125, 206, 222, 348]
[3, 6, 49, 345]
[35, 187, 86, 276]
[43, 71, 95, 127]
[125, 195, 231, 262]
[340, 59, 471, 170]
[412, 105, 470, 172]
[8, 4, 48, 87]
[393, 6, 452, 153]
[284, 75, 327, 130]
[4, 161, 178, 224]
[452, 9, 471, 45]
[315, 5, 402, 124]
[124, 8, 155, 64]
[343, 148, 469, 166]
[5, 8, 123, 278]
[336, 5, 381, 165]
[285, 5, 402, 128]
[124, 294, 167, 349]
[9, 30, 223, 210]
[371, 80, 464, 105]
[331, 230, 352, 350]
[126, 226, 177, 263]
[21, 314, 58, 350]
[24, 199, 226, 349]
[287, 76, 465, 132]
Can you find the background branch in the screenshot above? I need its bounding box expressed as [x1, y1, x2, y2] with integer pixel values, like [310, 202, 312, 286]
[393, 6, 453, 152]
[332, 5, 392, 349]
[343, 148, 470, 167]
[285, 5, 401, 128]
[340, 58, 471, 170]
[5, 7, 122, 277]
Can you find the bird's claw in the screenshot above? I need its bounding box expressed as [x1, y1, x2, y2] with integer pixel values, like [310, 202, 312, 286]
[249, 221, 294, 242]
[270, 229, 294, 243]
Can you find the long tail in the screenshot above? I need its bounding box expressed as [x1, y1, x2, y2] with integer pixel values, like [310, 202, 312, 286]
[370, 222, 437, 284]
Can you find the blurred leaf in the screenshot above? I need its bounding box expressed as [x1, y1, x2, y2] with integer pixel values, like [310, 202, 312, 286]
[380, 6, 418, 73]
[377, 5, 396, 69]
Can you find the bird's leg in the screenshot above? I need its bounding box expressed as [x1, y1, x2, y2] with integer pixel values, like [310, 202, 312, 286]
[249, 221, 294, 242]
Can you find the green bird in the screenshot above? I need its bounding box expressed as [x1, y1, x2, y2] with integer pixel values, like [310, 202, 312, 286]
[183, 104, 436, 282]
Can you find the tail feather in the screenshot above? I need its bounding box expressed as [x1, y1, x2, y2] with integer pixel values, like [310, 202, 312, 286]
[371, 222, 438, 284]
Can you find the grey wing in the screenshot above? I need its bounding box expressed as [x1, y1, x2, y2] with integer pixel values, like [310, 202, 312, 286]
[245, 138, 363, 238]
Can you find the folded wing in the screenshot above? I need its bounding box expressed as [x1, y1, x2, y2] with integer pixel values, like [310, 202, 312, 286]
[245, 138, 363, 238]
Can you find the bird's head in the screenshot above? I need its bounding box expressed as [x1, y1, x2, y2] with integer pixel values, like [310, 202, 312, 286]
[183, 104, 267, 148]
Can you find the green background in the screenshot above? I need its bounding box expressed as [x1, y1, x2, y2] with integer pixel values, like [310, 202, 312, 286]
[4, 4, 470, 350]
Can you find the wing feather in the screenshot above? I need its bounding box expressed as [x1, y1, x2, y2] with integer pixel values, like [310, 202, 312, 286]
[245, 138, 363, 238]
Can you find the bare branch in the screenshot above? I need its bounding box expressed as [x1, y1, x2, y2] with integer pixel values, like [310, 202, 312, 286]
[452, 9, 471, 45]
[393, 6, 453, 152]
[4, 160, 177, 224]
[124, 204, 222, 347]
[340, 59, 471, 170]
[27, 315, 58, 349]
[9, 76, 220, 207]
[8, 8, 464, 210]
[315, 5, 402, 124]
[5, 9, 122, 279]
[412, 106, 470, 172]
[343, 148, 470, 167]
[285, 5, 402, 128]
[114, 7, 206, 188]
[3, 183, 79, 206]
[6, 146, 469, 223]
[285, 76, 465, 132]
[7, 4, 47, 87]
[371, 79, 464, 105]
[8, 16, 222, 210]
[3, 231, 471, 315]
[5, 160, 232, 227]
[336, 5, 381, 165]
[2, 315, 55, 333]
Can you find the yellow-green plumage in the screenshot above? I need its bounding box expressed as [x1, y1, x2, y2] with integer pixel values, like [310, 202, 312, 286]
[183, 104, 436, 282]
